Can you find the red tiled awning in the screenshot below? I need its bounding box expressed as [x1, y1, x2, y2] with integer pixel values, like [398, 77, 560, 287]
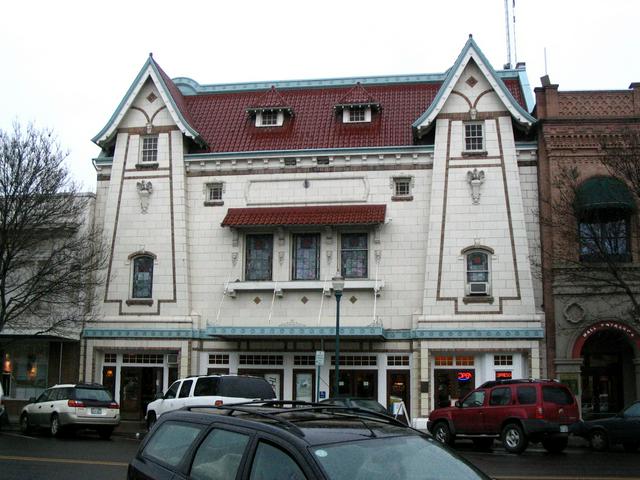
[221, 205, 386, 227]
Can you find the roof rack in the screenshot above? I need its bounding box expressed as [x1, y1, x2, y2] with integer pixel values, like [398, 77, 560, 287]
[182, 400, 407, 437]
[479, 378, 560, 388]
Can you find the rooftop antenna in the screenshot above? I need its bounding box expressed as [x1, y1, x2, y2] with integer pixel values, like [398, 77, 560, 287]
[544, 47, 548, 76]
[503, 0, 512, 68]
[512, 0, 518, 64]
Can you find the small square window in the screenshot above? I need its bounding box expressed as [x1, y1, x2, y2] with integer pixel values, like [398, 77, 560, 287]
[349, 109, 366, 122]
[394, 178, 411, 196]
[261, 111, 278, 125]
[141, 136, 158, 163]
[207, 183, 223, 201]
[464, 123, 484, 151]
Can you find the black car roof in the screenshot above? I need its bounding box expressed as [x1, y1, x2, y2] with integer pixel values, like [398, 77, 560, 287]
[160, 401, 420, 447]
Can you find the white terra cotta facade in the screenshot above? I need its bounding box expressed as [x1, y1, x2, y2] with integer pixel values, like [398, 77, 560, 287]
[83, 37, 544, 421]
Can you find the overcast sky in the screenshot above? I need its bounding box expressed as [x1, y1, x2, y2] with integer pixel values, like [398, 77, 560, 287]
[2, 0, 639, 192]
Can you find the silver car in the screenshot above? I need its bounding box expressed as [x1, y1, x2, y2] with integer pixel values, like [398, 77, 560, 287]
[20, 383, 120, 439]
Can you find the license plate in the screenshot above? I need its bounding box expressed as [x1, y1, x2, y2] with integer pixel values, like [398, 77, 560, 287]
[91, 408, 103, 415]
[560, 425, 568, 433]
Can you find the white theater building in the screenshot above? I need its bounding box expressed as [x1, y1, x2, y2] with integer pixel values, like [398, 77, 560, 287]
[83, 37, 544, 420]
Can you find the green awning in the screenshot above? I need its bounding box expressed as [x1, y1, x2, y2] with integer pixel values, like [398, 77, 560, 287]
[574, 177, 636, 214]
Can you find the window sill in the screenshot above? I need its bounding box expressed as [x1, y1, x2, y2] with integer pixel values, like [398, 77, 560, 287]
[204, 200, 224, 207]
[126, 299, 154, 306]
[391, 195, 413, 202]
[462, 296, 494, 304]
[461, 150, 488, 157]
[135, 162, 159, 170]
[225, 280, 384, 298]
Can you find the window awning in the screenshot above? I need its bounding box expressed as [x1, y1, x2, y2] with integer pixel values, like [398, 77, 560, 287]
[574, 177, 636, 214]
[221, 205, 386, 227]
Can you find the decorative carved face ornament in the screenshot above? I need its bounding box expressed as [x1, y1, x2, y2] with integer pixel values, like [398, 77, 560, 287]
[466, 168, 485, 204]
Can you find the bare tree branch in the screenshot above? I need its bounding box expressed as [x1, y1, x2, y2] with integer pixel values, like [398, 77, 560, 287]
[0, 122, 107, 338]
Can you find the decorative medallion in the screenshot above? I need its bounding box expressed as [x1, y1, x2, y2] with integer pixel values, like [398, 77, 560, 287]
[253, 297, 262, 304]
[146, 92, 157, 103]
[466, 76, 478, 88]
[563, 302, 586, 324]
[350, 296, 358, 304]
[301, 296, 309, 304]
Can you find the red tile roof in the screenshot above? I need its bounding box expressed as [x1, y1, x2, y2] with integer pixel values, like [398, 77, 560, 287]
[185, 83, 443, 153]
[221, 205, 387, 227]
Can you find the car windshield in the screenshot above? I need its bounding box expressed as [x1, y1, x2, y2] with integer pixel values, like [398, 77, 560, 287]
[74, 388, 113, 402]
[311, 435, 486, 480]
[349, 399, 387, 413]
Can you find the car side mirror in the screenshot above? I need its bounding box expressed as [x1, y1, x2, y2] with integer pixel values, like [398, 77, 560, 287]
[455, 401, 461, 408]
[29, 397, 36, 403]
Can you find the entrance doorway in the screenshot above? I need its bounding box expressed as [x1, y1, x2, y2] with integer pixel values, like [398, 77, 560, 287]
[387, 370, 410, 414]
[329, 370, 377, 399]
[581, 330, 634, 417]
[119, 367, 163, 420]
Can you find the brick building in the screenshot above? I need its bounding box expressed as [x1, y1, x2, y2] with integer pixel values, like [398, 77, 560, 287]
[536, 79, 640, 416]
[84, 37, 544, 420]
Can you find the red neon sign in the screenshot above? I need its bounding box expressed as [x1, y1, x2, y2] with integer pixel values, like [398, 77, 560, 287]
[496, 371, 512, 380]
[457, 371, 473, 381]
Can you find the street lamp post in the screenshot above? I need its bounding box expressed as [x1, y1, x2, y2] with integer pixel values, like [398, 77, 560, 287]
[332, 274, 344, 399]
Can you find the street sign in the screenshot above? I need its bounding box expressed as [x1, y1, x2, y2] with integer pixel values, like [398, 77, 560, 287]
[315, 350, 325, 366]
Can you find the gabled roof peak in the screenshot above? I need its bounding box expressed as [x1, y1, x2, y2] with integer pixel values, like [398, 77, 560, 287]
[246, 85, 293, 115]
[335, 82, 380, 110]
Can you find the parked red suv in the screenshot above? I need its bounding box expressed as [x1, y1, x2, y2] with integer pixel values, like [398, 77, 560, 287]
[428, 379, 580, 453]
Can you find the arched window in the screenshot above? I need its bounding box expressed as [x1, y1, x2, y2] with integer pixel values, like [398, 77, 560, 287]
[132, 255, 154, 298]
[574, 177, 635, 262]
[464, 249, 491, 296]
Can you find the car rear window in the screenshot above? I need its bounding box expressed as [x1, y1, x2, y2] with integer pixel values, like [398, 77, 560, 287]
[143, 421, 203, 468]
[194, 377, 220, 396]
[542, 386, 574, 405]
[74, 388, 113, 402]
[219, 377, 276, 399]
[516, 386, 537, 405]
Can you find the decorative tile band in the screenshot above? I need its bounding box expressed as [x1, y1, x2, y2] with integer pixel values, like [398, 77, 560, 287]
[83, 327, 543, 340]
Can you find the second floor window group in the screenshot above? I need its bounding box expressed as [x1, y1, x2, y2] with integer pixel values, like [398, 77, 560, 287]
[245, 232, 369, 281]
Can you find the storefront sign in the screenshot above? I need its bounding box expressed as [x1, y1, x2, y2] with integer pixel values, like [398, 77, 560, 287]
[495, 371, 512, 380]
[457, 371, 473, 382]
[572, 320, 640, 358]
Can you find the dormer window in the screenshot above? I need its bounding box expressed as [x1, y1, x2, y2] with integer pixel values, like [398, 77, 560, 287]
[256, 110, 284, 127]
[343, 107, 371, 123]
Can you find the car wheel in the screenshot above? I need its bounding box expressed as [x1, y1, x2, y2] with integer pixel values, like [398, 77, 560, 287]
[472, 438, 494, 451]
[50, 413, 63, 438]
[589, 430, 608, 452]
[98, 427, 114, 440]
[622, 442, 638, 453]
[542, 437, 568, 453]
[146, 411, 157, 431]
[432, 422, 455, 446]
[20, 413, 32, 434]
[502, 423, 528, 454]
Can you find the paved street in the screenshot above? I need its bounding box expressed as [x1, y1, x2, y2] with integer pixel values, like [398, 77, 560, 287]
[0, 428, 140, 480]
[1, 428, 639, 480]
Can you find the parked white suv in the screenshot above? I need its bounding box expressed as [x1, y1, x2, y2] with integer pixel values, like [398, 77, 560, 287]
[145, 374, 276, 429]
[20, 383, 120, 438]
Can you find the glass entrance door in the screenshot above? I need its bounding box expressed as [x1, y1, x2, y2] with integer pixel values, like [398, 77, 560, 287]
[329, 370, 377, 399]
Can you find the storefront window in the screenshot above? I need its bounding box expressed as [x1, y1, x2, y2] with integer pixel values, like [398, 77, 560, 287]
[1, 341, 49, 399]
